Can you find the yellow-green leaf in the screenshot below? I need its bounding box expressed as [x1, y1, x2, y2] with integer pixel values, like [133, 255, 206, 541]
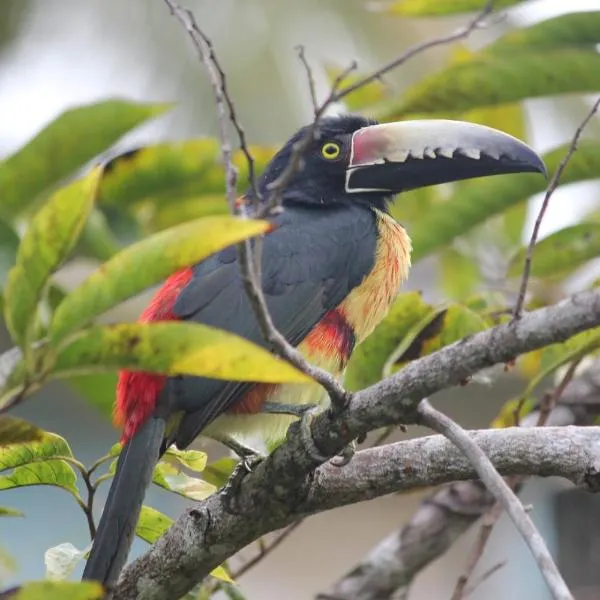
[8, 581, 104, 600]
[438, 248, 480, 300]
[164, 447, 208, 473]
[66, 373, 117, 420]
[0, 416, 44, 446]
[79, 209, 121, 261]
[4, 167, 103, 348]
[98, 140, 274, 208]
[0, 506, 23, 517]
[345, 291, 432, 390]
[153, 461, 216, 500]
[49, 216, 271, 342]
[488, 11, 600, 53]
[390, 304, 488, 370]
[136, 505, 171, 544]
[202, 457, 239, 488]
[0, 431, 78, 495]
[53, 322, 309, 383]
[380, 0, 525, 16]
[396, 49, 600, 115]
[210, 565, 233, 584]
[144, 195, 229, 233]
[508, 223, 600, 279]
[410, 140, 600, 261]
[0, 220, 19, 296]
[0, 99, 168, 218]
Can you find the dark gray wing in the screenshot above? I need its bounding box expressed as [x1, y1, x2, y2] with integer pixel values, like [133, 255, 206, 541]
[168, 203, 377, 448]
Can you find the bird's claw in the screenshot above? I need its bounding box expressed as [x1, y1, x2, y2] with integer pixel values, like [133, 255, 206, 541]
[222, 454, 263, 515]
[331, 440, 356, 467]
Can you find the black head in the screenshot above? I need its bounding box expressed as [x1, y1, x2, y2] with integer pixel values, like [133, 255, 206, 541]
[251, 113, 547, 211]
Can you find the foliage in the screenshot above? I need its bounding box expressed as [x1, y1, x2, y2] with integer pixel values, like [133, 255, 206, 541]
[0, 2, 599, 597]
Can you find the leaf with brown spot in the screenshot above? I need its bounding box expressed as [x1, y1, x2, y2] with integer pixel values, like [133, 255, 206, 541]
[3, 167, 103, 348]
[52, 322, 309, 384]
[49, 215, 271, 343]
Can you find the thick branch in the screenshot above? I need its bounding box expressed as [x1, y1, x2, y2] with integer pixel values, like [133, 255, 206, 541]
[324, 357, 600, 600]
[113, 426, 600, 600]
[114, 289, 600, 599]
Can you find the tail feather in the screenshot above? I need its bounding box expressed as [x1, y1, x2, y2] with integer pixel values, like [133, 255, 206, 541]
[82, 416, 166, 585]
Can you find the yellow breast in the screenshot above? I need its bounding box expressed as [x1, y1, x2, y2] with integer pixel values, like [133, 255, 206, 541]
[340, 209, 412, 343]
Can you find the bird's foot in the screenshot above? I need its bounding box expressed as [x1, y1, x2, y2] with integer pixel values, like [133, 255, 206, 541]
[331, 439, 356, 467]
[222, 454, 263, 515]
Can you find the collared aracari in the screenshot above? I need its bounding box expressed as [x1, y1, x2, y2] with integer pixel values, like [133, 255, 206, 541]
[82, 114, 545, 585]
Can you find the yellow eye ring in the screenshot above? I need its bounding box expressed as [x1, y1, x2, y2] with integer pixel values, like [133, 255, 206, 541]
[321, 141, 341, 160]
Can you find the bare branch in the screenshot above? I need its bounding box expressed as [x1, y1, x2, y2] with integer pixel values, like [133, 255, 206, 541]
[296, 46, 319, 116]
[114, 289, 600, 599]
[114, 425, 600, 600]
[417, 400, 572, 600]
[513, 96, 600, 318]
[324, 356, 600, 600]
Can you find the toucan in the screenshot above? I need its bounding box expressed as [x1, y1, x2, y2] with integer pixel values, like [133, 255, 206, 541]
[82, 114, 545, 586]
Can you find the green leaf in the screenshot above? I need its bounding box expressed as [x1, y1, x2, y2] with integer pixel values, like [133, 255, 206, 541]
[8, 581, 104, 600]
[49, 215, 271, 342]
[3, 167, 103, 348]
[143, 195, 229, 233]
[438, 248, 480, 300]
[202, 457, 239, 488]
[410, 140, 600, 261]
[153, 461, 216, 500]
[488, 11, 600, 53]
[0, 99, 168, 218]
[164, 447, 208, 473]
[136, 505, 172, 544]
[396, 49, 600, 115]
[53, 322, 309, 384]
[380, 0, 525, 16]
[508, 223, 600, 279]
[0, 416, 44, 446]
[98, 140, 274, 208]
[0, 220, 19, 295]
[389, 304, 488, 370]
[210, 566, 234, 584]
[344, 291, 432, 390]
[66, 373, 117, 420]
[0, 506, 23, 517]
[0, 431, 79, 495]
[324, 64, 390, 111]
[79, 209, 121, 261]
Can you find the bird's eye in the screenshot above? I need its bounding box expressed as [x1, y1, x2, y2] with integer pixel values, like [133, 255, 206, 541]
[321, 141, 341, 160]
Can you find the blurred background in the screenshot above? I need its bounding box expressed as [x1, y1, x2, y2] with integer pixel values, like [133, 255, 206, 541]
[1, 1, 600, 599]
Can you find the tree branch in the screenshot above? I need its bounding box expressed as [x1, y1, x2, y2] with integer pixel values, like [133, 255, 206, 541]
[323, 356, 600, 600]
[417, 400, 572, 600]
[113, 425, 600, 600]
[113, 288, 600, 599]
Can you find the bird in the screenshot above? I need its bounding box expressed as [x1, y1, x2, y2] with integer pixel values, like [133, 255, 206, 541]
[82, 114, 546, 586]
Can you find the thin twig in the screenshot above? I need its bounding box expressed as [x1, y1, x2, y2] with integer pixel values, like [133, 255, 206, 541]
[513, 96, 600, 319]
[296, 46, 319, 116]
[162, 0, 258, 203]
[261, 60, 357, 216]
[454, 358, 581, 598]
[330, 0, 496, 105]
[418, 400, 573, 600]
[230, 520, 304, 579]
[163, 0, 349, 407]
[536, 358, 583, 427]
[463, 560, 507, 597]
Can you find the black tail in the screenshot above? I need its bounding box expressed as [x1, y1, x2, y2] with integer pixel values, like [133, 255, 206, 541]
[82, 416, 166, 585]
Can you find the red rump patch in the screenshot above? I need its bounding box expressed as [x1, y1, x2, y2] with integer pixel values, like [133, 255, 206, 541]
[114, 268, 193, 443]
[303, 308, 355, 367]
